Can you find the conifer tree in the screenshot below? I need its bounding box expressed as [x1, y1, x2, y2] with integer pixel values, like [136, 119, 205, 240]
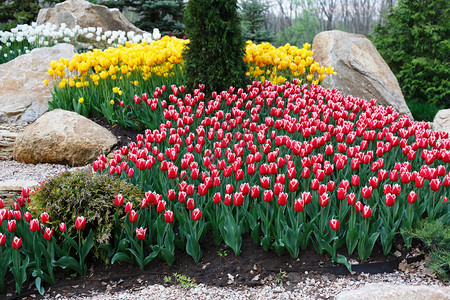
[183, 0, 249, 94]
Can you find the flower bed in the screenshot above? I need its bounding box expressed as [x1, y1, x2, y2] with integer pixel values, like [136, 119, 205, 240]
[45, 39, 334, 129]
[1, 80, 449, 295]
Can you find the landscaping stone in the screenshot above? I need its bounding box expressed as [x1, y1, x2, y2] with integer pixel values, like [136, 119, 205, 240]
[0, 123, 28, 160]
[13, 109, 117, 166]
[36, 0, 144, 34]
[0, 179, 39, 208]
[432, 109, 450, 133]
[335, 283, 450, 300]
[0, 43, 76, 123]
[312, 30, 413, 119]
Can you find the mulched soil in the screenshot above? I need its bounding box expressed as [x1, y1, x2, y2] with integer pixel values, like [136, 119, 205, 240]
[0, 118, 427, 299]
[3, 233, 424, 300]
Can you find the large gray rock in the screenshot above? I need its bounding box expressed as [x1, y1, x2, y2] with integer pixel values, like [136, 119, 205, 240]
[13, 109, 117, 166]
[312, 30, 413, 119]
[36, 0, 144, 34]
[0, 43, 76, 123]
[336, 283, 450, 300]
[433, 109, 450, 133]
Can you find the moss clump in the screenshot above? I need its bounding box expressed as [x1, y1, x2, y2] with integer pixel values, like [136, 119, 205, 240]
[30, 169, 143, 249]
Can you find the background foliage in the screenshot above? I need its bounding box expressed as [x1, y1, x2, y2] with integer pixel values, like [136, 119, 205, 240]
[372, 0, 450, 121]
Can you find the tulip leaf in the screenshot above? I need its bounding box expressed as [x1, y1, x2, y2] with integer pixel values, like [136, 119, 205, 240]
[53, 256, 83, 275]
[34, 276, 45, 295]
[111, 252, 134, 265]
[143, 251, 159, 266]
[81, 231, 95, 262]
[334, 254, 352, 273]
[346, 226, 359, 255]
[161, 248, 176, 266]
[261, 235, 272, 251]
[185, 233, 202, 263]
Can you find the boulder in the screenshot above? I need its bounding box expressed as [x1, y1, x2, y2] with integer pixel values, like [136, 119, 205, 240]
[336, 283, 450, 300]
[13, 109, 117, 166]
[432, 109, 450, 133]
[36, 0, 144, 34]
[0, 43, 76, 123]
[312, 30, 413, 119]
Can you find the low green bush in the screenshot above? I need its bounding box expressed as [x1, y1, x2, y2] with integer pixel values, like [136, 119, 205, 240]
[30, 169, 143, 252]
[403, 219, 450, 280]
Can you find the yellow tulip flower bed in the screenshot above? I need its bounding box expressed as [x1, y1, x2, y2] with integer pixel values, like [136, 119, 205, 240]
[46, 36, 334, 129]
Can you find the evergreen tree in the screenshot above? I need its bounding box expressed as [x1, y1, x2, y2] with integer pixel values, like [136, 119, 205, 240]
[240, 0, 274, 43]
[372, 0, 449, 120]
[135, 0, 185, 36]
[102, 0, 185, 36]
[0, 0, 40, 30]
[183, 0, 249, 94]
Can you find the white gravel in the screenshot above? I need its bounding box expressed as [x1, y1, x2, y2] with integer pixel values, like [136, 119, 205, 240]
[0, 160, 79, 183]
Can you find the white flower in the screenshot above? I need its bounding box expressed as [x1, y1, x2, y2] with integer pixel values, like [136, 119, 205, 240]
[44, 41, 49, 46]
[96, 36, 101, 42]
[152, 28, 161, 40]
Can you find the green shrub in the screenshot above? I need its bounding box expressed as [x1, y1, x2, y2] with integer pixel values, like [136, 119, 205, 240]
[183, 0, 249, 94]
[403, 219, 450, 280]
[372, 0, 450, 116]
[30, 169, 143, 251]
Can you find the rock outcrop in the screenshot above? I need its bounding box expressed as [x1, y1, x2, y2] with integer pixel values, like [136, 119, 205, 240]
[312, 30, 413, 119]
[36, 0, 144, 34]
[0, 43, 76, 123]
[13, 109, 117, 166]
[433, 109, 450, 133]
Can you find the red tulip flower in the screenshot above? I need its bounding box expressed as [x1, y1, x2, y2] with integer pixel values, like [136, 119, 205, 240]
[14, 210, 22, 221]
[389, 170, 399, 182]
[12, 236, 21, 249]
[392, 184, 401, 196]
[40, 212, 50, 224]
[24, 212, 32, 222]
[264, 190, 273, 202]
[233, 192, 244, 206]
[251, 186, 260, 198]
[0, 233, 5, 246]
[128, 210, 139, 223]
[362, 205, 372, 218]
[75, 216, 86, 230]
[22, 187, 31, 198]
[327, 181, 335, 192]
[240, 183, 250, 195]
[302, 167, 310, 179]
[192, 208, 202, 221]
[430, 179, 441, 191]
[329, 219, 339, 231]
[8, 220, 16, 232]
[301, 192, 312, 204]
[289, 179, 299, 192]
[0, 198, 3, 209]
[355, 201, 363, 213]
[224, 194, 232, 205]
[407, 191, 417, 204]
[294, 198, 305, 212]
[337, 187, 346, 200]
[213, 193, 222, 204]
[30, 219, 40, 232]
[136, 227, 147, 240]
[164, 210, 174, 223]
[59, 223, 66, 233]
[361, 186, 372, 199]
[156, 200, 167, 213]
[186, 198, 195, 210]
[385, 193, 396, 207]
[44, 228, 53, 240]
[198, 183, 207, 196]
[351, 175, 360, 186]
[369, 177, 379, 189]
[347, 193, 357, 205]
[319, 193, 329, 207]
[278, 192, 288, 206]
[115, 194, 124, 207]
[125, 202, 133, 213]
[311, 179, 319, 191]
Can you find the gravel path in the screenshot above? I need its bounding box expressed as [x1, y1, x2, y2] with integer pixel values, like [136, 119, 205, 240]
[0, 160, 79, 183]
[1, 159, 448, 299]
